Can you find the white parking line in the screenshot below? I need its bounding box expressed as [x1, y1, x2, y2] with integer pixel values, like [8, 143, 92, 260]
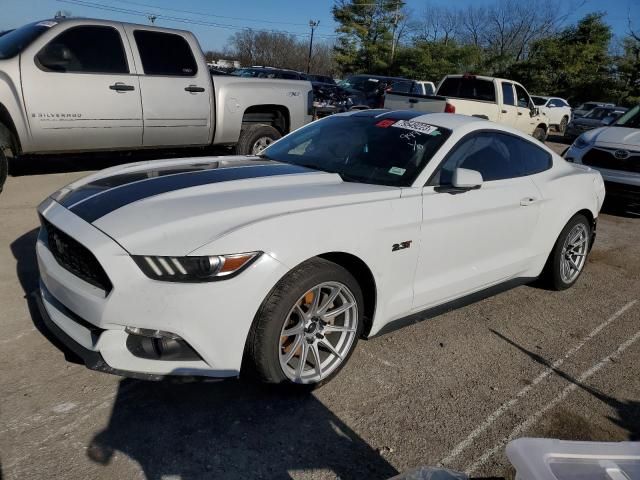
[466, 326, 640, 475]
[439, 299, 637, 468]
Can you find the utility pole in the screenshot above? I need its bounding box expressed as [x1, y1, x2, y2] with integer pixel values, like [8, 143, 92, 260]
[307, 20, 320, 74]
[390, 0, 400, 64]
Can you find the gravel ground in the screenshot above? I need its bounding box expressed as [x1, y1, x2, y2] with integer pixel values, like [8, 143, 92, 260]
[1, 140, 639, 480]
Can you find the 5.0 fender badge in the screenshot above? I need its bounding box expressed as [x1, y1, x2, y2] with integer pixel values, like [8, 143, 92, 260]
[392, 241, 412, 252]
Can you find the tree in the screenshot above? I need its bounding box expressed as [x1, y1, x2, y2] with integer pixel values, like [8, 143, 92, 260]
[332, 0, 406, 74]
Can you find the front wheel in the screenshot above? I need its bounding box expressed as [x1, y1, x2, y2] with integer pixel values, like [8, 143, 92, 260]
[533, 126, 547, 142]
[558, 116, 568, 136]
[542, 214, 591, 290]
[244, 258, 364, 388]
[0, 149, 7, 194]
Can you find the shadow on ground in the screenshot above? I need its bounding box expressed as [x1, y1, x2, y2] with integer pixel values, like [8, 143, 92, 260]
[490, 329, 640, 440]
[10, 228, 398, 480]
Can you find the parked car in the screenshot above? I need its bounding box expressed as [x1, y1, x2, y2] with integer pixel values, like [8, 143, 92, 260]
[337, 74, 422, 108]
[0, 19, 314, 192]
[564, 104, 640, 205]
[307, 74, 336, 85]
[566, 106, 628, 138]
[384, 74, 550, 141]
[531, 95, 572, 134]
[310, 82, 365, 118]
[411, 81, 436, 96]
[230, 66, 307, 80]
[37, 111, 604, 387]
[572, 101, 615, 119]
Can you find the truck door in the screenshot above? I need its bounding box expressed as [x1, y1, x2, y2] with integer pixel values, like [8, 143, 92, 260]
[21, 23, 143, 152]
[126, 27, 212, 147]
[499, 81, 519, 128]
[514, 84, 537, 135]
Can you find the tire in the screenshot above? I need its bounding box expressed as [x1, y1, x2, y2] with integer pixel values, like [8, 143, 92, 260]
[533, 126, 547, 143]
[542, 214, 591, 290]
[558, 116, 568, 136]
[0, 123, 15, 194]
[235, 124, 281, 156]
[244, 257, 364, 389]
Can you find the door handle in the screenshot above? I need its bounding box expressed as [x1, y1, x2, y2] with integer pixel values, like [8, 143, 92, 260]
[501, 109, 507, 113]
[109, 82, 135, 92]
[520, 197, 538, 206]
[518, 112, 523, 116]
[185, 85, 205, 93]
[409, 98, 419, 104]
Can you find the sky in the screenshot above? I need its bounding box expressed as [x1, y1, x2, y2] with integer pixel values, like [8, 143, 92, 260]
[1, 0, 639, 52]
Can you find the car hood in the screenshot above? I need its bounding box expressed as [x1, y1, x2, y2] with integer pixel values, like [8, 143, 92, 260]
[584, 127, 640, 149]
[54, 156, 401, 255]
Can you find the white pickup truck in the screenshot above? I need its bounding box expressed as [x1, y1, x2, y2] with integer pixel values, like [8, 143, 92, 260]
[0, 18, 313, 191]
[384, 74, 549, 142]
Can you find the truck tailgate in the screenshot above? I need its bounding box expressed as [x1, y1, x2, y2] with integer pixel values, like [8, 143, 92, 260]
[383, 92, 447, 113]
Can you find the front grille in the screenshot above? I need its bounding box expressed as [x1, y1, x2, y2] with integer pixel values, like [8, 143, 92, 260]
[42, 219, 113, 293]
[582, 148, 640, 174]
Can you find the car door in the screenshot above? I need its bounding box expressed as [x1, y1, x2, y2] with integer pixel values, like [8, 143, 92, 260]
[514, 83, 536, 135]
[412, 131, 542, 310]
[21, 23, 143, 152]
[126, 27, 212, 147]
[499, 81, 519, 128]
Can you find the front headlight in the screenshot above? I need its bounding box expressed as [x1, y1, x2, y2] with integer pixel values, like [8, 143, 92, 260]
[132, 252, 261, 282]
[573, 134, 592, 149]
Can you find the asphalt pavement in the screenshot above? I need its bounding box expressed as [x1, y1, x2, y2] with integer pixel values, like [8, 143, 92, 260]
[1, 140, 639, 479]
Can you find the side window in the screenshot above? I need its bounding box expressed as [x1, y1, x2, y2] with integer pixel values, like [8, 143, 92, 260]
[410, 83, 423, 95]
[36, 26, 128, 74]
[432, 132, 545, 184]
[501, 82, 515, 106]
[133, 30, 197, 76]
[514, 84, 530, 109]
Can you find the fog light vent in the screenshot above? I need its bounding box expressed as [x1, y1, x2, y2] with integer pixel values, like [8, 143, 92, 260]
[125, 327, 201, 361]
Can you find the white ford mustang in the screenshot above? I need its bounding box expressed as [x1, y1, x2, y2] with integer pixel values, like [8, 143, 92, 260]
[37, 111, 605, 387]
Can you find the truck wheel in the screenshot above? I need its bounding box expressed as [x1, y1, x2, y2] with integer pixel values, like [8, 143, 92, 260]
[533, 126, 547, 143]
[236, 124, 282, 156]
[559, 116, 568, 136]
[0, 149, 7, 194]
[0, 124, 16, 194]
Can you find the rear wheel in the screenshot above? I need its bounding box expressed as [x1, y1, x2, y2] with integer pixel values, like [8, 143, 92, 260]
[236, 124, 281, 156]
[0, 124, 15, 193]
[558, 116, 568, 135]
[542, 214, 591, 290]
[244, 258, 363, 388]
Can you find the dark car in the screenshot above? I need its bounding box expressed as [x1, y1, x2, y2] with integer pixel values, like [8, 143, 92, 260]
[337, 74, 418, 108]
[307, 74, 336, 85]
[566, 106, 628, 138]
[572, 101, 616, 119]
[231, 67, 307, 80]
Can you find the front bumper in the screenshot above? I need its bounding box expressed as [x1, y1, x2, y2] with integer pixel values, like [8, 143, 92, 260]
[37, 197, 289, 379]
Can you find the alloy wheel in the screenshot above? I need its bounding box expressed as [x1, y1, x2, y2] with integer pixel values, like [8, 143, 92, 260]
[278, 281, 358, 384]
[251, 136, 274, 155]
[560, 223, 589, 283]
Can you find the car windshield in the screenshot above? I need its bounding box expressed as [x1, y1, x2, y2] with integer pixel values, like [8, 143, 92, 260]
[577, 102, 598, 111]
[260, 115, 452, 187]
[0, 21, 50, 59]
[584, 107, 611, 120]
[338, 76, 381, 94]
[531, 96, 547, 106]
[615, 105, 640, 128]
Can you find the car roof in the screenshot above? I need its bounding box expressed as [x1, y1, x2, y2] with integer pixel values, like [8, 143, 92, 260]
[348, 74, 412, 81]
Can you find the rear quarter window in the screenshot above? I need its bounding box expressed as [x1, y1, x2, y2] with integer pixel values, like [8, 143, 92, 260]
[438, 77, 496, 102]
[134, 30, 197, 76]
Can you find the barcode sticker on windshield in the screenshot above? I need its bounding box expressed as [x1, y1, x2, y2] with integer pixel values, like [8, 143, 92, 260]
[391, 120, 438, 135]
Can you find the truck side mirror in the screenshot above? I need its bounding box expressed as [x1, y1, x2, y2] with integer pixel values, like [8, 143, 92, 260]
[452, 168, 483, 189]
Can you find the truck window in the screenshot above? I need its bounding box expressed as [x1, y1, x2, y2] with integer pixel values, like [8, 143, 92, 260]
[438, 77, 496, 103]
[133, 30, 197, 76]
[36, 26, 128, 74]
[502, 83, 515, 106]
[514, 84, 530, 109]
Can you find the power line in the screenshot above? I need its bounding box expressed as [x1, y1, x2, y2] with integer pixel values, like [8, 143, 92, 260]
[55, 0, 339, 39]
[111, 0, 331, 29]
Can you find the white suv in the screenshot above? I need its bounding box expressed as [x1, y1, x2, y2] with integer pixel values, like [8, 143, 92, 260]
[532, 96, 572, 135]
[564, 105, 640, 206]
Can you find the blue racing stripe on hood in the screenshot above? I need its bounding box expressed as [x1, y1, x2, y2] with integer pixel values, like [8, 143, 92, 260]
[68, 163, 313, 223]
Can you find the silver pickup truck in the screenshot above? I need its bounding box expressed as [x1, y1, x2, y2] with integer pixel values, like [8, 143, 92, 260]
[0, 18, 313, 191]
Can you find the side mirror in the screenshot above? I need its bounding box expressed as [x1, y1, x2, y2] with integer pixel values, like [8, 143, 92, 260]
[453, 168, 483, 189]
[530, 106, 540, 117]
[602, 116, 615, 126]
[548, 104, 555, 108]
